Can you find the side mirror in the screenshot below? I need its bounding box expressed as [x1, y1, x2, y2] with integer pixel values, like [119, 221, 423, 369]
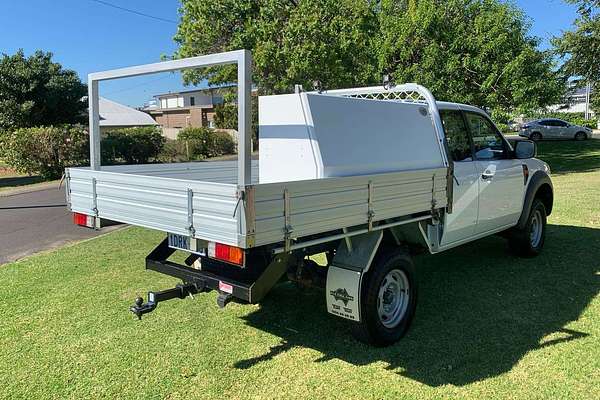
[514, 140, 536, 159]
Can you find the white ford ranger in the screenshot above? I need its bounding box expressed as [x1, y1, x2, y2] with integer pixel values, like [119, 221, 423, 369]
[66, 50, 553, 346]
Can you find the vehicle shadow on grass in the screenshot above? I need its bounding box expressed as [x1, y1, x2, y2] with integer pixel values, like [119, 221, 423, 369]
[237, 224, 599, 387]
[537, 139, 600, 174]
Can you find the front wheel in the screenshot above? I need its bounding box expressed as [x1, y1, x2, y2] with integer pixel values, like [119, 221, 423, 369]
[508, 199, 547, 257]
[574, 131, 587, 141]
[530, 132, 542, 142]
[351, 248, 417, 346]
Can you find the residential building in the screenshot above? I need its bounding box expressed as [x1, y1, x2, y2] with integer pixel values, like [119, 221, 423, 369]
[549, 85, 596, 116]
[144, 88, 225, 139]
[99, 97, 158, 134]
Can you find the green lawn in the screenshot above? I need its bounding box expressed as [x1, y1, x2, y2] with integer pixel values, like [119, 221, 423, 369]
[1, 142, 599, 399]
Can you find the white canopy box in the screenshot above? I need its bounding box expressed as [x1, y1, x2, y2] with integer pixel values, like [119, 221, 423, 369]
[258, 92, 447, 183]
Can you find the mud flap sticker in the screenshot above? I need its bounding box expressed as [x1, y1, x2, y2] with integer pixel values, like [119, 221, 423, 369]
[326, 266, 362, 322]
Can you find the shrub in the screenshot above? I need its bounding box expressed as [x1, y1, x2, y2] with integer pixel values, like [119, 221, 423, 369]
[214, 99, 259, 150]
[213, 131, 236, 155]
[0, 125, 88, 179]
[177, 127, 236, 159]
[157, 139, 188, 163]
[102, 126, 165, 164]
[494, 123, 511, 134]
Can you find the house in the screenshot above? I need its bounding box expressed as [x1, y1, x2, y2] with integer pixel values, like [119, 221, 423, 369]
[549, 85, 596, 116]
[99, 97, 158, 134]
[144, 88, 225, 139]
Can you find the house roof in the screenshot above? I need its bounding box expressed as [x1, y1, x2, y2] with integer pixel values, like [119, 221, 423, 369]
[153, 85, 234, 98]
[99, 97, 157, 127]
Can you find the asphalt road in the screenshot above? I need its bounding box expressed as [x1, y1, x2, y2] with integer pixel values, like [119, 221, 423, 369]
[0, 185, 118, 264]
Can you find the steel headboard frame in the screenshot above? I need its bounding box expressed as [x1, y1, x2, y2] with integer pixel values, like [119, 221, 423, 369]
[87, 50, 253, 188]
[318, 84, 449, 168]
[317, 83, 454, 212]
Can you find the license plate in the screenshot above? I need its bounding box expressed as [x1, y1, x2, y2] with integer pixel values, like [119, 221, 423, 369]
[168, 233, 190, 251]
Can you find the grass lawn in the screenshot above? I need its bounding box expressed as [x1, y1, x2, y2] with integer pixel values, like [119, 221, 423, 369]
[1, 141, 599, 399]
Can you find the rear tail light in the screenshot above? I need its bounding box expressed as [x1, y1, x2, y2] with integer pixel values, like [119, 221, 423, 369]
[73, 212, 95, 228]
[208, 242, 244, 266]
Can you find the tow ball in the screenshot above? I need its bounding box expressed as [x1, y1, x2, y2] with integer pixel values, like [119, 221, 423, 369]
[130, 281, 205, 320]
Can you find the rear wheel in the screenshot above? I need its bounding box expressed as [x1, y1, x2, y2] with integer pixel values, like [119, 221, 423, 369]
[530, 132, 542, 142]
[575, 131, 587, 141]
[509, 199, 547, 257]
[351, 248, 417, 346]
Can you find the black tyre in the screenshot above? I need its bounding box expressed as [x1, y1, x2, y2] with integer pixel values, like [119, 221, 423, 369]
[574, 131, 587, 141]
[351, 248, 417, 346]
[509, 199, 547, 257]
[530, 132, 542, 142]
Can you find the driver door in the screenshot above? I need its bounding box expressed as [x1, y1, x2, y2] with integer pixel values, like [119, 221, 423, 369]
[464, 112, 525, 234]
[439, 109, 479, 246]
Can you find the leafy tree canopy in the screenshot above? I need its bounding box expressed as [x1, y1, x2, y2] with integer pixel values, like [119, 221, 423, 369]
[553, 0, 599, 113]
[175, 0, 379, 94]
[0, 50, 87, 132]
[378, 0, 564, 114]
[553, 0, 599, 81]
[175, 0, 564, 115]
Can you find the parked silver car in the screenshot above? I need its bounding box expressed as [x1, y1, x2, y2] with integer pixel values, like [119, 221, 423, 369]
[519, 118, 593, 141]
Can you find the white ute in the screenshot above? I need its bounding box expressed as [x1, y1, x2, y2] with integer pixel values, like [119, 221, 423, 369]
[66, 50, 553, 346]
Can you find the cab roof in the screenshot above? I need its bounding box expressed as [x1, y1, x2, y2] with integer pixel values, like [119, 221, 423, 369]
[436, 101, 486, 114]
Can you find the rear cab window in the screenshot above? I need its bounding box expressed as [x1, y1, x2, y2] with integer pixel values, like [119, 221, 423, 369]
[440, 110, 472, 162]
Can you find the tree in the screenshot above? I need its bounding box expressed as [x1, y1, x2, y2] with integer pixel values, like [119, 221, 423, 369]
[378, 0, 563, 116]
[214, 97, 259, 148]
[174, 0, 379, 94]
[553, 1, 599, 113]
[0, 50, 87, 133]
[174, 0, 563, 117]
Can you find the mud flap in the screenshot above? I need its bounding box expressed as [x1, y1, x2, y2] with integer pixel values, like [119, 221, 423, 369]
[326, 231, 383, 322]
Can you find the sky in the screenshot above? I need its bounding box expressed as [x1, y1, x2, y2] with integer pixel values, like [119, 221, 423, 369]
[0, 0, 581, 108]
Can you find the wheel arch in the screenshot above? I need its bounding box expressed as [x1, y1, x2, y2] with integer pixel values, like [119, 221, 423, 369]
[517, 171, 553, 229]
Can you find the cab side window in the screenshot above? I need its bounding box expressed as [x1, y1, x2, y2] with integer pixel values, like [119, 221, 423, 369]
[554, 120, 568, 127]
[465, 112, 506, 160]
[440, 110, 472, 162]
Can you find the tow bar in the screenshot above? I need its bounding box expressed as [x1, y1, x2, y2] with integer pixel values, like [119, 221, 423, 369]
[129, 237, 292, 319]
[130, 282, 204, 320]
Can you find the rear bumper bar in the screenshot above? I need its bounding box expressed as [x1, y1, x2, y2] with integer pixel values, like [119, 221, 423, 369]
[145, 238, 290, 304]
[147, 258, 252, 302]
[146, 238, 252, 302]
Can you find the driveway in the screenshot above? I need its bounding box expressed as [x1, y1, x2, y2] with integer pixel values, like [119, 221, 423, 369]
[0, 184, 119, 264]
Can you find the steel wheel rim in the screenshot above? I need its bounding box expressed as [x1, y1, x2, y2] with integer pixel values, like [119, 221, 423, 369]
[530, 209, 543, 248]
[377, 269, 410, 328]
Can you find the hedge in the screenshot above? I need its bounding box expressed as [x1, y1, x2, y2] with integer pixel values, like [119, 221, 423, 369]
[0, 125, 166, 179]
[0, 125, 88, 179]
[176, 127, 236, 159]
[101, 126, 165, 164]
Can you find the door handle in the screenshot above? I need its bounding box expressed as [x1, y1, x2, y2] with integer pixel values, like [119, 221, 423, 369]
[481, 171, 494, 180]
